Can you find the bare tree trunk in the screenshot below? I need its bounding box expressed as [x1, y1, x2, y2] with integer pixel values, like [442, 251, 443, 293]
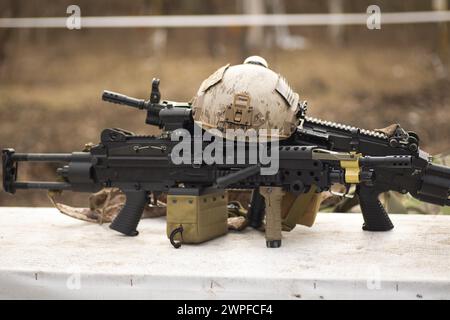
[433, 0, 449, 72]
[269, 0, 306, 51]
[242, 0, 265, 51]
[205, 0, 220, 57]
[0, 0, 19, 69]
[236, 0, 249, 60]
[328, 0, 344, 46]
[144, 0, 168, 57]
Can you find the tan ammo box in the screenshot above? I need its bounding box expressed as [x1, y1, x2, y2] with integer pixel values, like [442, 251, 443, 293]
[166, 190, 228, 245]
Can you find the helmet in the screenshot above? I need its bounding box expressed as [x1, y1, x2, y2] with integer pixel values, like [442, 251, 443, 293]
[191, 56, 301, 139]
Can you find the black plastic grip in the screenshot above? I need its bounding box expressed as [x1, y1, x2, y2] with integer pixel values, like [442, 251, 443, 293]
[110, 190, 148, 236]
[247, 188, 266, 229]
[2, 148, 17, 194]
[357, 185, 394, 231]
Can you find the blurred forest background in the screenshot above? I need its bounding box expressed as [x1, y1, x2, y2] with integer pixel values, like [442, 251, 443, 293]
[0, 0, 449, 207]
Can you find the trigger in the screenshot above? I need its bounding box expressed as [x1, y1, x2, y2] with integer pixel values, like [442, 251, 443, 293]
[331, 184, 356, 199]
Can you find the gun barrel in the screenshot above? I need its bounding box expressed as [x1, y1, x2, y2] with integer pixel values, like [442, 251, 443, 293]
[102, 90, 146, 110]
[414, 162, 450, 206]
[11, 153, 73, 162]
[13, 182, 72, 190]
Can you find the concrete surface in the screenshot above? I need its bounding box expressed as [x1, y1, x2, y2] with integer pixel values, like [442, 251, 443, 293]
[0, 207, 449, 299]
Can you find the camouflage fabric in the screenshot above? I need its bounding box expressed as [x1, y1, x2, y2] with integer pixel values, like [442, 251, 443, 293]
[49, 188, 167, 224]
[50, 188, 255, 230]
[227, 201, 249, 231]
[191, 58, 301, 140]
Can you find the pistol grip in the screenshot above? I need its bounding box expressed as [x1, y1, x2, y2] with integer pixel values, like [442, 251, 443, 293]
[357, 185, 394, 232]
[110, 190, 148, 236]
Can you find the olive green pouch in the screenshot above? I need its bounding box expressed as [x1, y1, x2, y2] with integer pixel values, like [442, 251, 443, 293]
[166, 190, 228, 247]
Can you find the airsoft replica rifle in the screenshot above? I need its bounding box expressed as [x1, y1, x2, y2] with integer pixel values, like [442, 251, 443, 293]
[2, 79, 450, 247]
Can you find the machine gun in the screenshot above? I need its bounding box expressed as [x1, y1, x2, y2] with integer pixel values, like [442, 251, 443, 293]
[2, 79, 450, 247]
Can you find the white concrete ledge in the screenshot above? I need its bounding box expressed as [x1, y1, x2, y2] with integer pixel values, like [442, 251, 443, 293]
[0, 207, 449, 299]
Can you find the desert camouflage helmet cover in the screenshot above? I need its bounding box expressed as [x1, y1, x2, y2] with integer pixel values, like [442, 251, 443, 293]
[191, 56, 302, 139]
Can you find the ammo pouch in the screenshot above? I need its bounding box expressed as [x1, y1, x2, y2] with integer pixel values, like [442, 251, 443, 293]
[281, 185, 323, 231]
[166, 190, 228, 248]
